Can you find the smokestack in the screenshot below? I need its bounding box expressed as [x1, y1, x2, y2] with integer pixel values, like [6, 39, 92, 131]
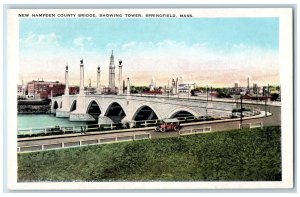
[247, 77, 250, 90]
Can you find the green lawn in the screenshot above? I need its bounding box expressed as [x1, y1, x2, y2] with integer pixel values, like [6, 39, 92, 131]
[18, 126, 281, 182]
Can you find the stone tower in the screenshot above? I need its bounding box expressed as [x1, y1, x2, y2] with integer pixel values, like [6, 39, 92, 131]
[79, 59, 85, 95]
[118, 60, 123, 95]
[108, 50, 115, 91]
[97, 65, 101, 93]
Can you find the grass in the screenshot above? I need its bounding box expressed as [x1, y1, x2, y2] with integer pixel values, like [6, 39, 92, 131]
[18, 126, 281, 182]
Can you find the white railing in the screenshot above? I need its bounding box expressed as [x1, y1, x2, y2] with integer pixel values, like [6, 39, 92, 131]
[18, 133, 151, 153]
[239, 122, 263, 129]
[18, 116, 196, 137]
[179, 127, 212, 136]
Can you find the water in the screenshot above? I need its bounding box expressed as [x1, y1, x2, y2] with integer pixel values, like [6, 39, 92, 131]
[18, 114, 88, 129]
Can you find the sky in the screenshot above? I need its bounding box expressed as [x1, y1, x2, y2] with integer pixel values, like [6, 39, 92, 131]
[19, 18, 279, 87]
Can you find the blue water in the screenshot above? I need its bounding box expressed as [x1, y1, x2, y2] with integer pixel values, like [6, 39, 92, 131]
[18, 114, 87, 129]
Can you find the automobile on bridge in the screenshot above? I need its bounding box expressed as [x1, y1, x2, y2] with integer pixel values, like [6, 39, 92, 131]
[155, 118, 181, 132]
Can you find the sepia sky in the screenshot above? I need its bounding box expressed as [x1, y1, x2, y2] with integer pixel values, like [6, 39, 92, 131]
[19, 18, 279, 87]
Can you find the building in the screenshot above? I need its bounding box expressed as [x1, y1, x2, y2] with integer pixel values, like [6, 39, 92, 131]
[149, 77, 156, 91]
[17, 84, 28, 100]
[27, 80, 65, 100]
[17, 84, 27, 96]
[102, 87, 117, 95]
[69, 86, 79, 95]
[247, 77, 250, 90]
[17, 80, 27, 97]
[171, 77, 178, 95]
[234, 82, 239, 89]
[253, 83, 258, 94]
[178, 83, 195, 93]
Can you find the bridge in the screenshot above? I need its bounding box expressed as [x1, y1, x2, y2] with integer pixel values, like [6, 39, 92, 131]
[48, 57, 256, 126]
[51, 94, 237, 125]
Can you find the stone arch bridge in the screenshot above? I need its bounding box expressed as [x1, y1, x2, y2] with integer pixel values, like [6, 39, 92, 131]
[51, 94, 236, 124]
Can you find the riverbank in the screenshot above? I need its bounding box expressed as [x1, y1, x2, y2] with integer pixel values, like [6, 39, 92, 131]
[18, 126, 281, 182]
[18, 100, 51, 114]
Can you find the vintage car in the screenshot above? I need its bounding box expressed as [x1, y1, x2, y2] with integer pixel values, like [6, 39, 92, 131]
[155, 118, 181, 132]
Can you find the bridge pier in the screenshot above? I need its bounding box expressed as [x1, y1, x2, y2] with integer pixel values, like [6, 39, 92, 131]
[69, 95, 95, 121]
[98, 115, 114, 124]
[50, 108, 56, 114]
[56, 110, 70, 118]
[56, 95, 71, 117]
[121, 116, 135, 128]
[50, 100, 57, 114]
[69, 113, 95, 122]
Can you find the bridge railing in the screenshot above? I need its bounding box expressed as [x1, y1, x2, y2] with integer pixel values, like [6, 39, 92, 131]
[17, 115, 213, 138]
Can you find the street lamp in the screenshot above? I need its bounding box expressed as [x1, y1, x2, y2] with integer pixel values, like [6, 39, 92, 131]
[240, 91, 244, 129]
[188, 85, 190, 100]
[206, 85, 209, 101]
[211, 86, 213, 101]
[264, 84, 269, 117]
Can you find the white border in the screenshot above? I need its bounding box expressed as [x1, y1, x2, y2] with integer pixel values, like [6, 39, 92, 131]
[6, 8, 293, 190]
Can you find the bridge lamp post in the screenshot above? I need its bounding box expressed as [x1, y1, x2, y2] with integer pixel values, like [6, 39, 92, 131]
[206, 85, 208, 101]
[186, 84, 190, 100]
[167, 80, 170, 98]
[211, 86, 213, 101]
[240, 91, 244, 129]
[265, 84, 269, 117]
[256, 86, 258, 104]
[186, 83, 195, 101]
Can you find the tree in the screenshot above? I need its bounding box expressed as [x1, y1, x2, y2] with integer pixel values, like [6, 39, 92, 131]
[191, 89, 195, 96]
[271, 93, 279, 101]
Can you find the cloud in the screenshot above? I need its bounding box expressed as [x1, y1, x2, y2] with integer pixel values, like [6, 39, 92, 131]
[106, 40, 208, 56]
[233, 43, 248, 49]
[73, 36, 94, 49]
[20, 32, 60, 47]
[121, 41, 136, 50]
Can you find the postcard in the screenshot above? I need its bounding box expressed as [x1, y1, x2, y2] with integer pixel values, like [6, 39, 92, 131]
[6, 8, 294, 190]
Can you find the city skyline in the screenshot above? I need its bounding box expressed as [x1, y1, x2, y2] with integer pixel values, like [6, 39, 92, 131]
[19, 18, 279, 87]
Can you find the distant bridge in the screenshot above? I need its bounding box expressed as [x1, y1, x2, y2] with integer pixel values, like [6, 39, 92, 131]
[51, 94, 236, 125]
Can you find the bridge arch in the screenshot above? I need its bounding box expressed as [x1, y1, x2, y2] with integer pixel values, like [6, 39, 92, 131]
[70, 100, 77, 112]
[104, 101, 127, 123]
[86, 100, 102, 120]
[168, 108, 198, 119]
[131, 104, 162, 121]
[53, 101, 59, 110]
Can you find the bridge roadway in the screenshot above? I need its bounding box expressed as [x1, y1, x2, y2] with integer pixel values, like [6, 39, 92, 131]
[18, 104, 280, 153]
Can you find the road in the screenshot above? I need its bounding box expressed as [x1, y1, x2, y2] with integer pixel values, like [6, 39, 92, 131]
[150, 104, 280, 139]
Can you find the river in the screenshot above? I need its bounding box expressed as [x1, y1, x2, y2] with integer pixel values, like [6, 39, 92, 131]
[18, 114, 88, 129]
